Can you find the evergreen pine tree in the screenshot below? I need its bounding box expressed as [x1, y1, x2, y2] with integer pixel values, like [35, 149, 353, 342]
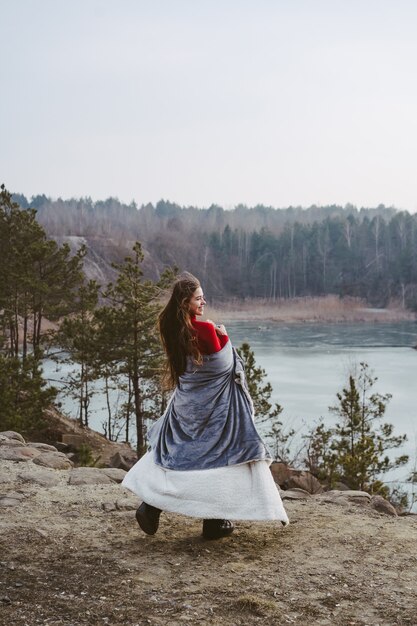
[102, 243, 175, 455]
[0, 185, 83, 434]
[0, 353, 57, 435]
[0, 185, 84, 360]
[329, 363, 408, 493]
[305, 362, 409, 495]
[56, 280, 100, 427]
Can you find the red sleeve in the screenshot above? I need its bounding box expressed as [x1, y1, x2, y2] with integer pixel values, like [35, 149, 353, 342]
[218, 334, 229, 349]
[192, 319, 229, 354]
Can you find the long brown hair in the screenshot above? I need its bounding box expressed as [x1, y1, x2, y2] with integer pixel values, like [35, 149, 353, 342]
[158, 272, 203, 388]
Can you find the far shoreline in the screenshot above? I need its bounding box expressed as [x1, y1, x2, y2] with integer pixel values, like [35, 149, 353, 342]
[206, 295, 417, 325]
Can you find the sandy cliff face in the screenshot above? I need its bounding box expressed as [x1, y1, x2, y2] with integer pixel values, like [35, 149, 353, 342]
[52, 235, 161, 286]
[1, 443, 417, 626]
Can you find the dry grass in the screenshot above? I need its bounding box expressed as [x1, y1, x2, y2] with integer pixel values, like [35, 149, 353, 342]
[206, 295, 416, 324]
[233, 594, 279, 617]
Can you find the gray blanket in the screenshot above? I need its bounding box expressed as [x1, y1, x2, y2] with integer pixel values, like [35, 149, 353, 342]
[148, 341, 272, 471]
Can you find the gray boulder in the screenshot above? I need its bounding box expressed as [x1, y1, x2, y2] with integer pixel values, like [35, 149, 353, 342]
[33, 452, 73, 470]
[26, 442, 58, 453]
[269, 462, 323, 494]
[318, 491, 397, 516]
[338, 490, 372, 503]
[68, 468, 115, 485]
[0, 437, 23, 448]
[285, 472, 323, 495]
[0, 431, 26, 444]
[0, 447, 41, 462]
[281, 488, 312, 500]
[317, 490, 371, 507]
[18, 468, 60, 487]
[100, 468, 127, 483]
[270, 462, 293, 486]
[109, 450, 137, 471]
[370, 495, 398, 517]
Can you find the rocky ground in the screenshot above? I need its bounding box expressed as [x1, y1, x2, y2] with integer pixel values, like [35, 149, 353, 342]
[1, 446, 417, 626]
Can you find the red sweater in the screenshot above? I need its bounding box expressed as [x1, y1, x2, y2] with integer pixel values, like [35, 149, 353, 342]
[191, 317, 229, 355]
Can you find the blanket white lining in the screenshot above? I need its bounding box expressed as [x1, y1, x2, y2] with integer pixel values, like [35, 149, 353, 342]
[122, 451, 289, 523]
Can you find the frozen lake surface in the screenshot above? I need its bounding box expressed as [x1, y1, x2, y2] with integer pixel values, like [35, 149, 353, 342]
[226, 320, 417, 498]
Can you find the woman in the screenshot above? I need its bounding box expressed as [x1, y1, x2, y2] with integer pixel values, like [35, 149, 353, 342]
[122, 273, 289, 539]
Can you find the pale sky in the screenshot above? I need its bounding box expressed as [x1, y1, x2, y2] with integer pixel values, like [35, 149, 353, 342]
[2, 0, 417, 211]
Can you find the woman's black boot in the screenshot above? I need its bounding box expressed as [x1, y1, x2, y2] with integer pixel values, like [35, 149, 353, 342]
[135, 502, 162, 535]
[202, 519, 234, 540]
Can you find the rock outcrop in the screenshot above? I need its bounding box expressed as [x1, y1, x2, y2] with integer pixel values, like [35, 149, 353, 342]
[0, 430, 400, 517]
[0, 414, 137, 470]
[270, 461, 399, 516]
[0, 431, 128, 504]
[22, 405, 138, 468]
[33, 451, 74, 470]
[270, 462, 323, 494]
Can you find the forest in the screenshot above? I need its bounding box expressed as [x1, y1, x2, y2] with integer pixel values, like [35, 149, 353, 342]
[11, 192, 417, 310]
[1, 186, 414, 504]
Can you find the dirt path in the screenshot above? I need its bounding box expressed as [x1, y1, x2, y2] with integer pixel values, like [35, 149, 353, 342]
[1, 461, 417, 626]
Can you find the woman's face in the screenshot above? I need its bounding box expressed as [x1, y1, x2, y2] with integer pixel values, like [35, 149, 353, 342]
[188, 286, 206, 317]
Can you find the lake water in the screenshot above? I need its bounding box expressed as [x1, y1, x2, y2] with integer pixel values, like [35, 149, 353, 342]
[44, 320, 417, 502]
[226, 320, 417, 497]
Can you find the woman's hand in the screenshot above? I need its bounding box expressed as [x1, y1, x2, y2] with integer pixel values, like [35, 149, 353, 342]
[207, 319, 227, 336]
[215, 324, 227, 336]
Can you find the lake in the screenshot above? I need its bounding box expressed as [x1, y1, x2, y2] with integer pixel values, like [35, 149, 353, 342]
[226, 320, 417, 497]
[44, 320, 417, 502]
